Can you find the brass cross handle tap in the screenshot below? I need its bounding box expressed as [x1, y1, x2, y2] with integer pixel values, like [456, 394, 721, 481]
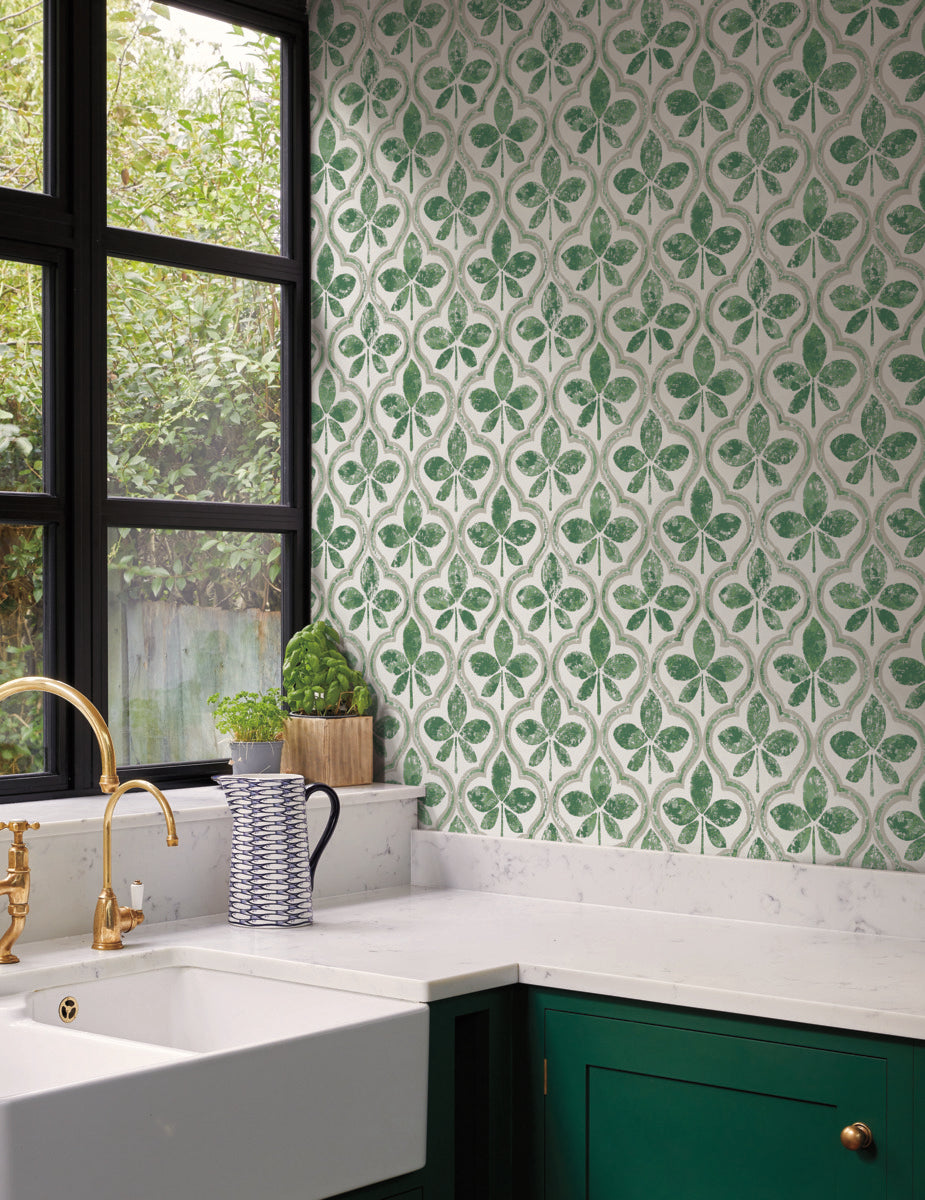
[0, 820, 41, 964]
[0, 820, 41, 836]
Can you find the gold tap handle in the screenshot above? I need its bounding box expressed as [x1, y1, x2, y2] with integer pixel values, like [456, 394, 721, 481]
[0, 822, 40, 838]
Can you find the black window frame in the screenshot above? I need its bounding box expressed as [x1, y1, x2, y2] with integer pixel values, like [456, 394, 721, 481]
[0, 0, 309, 800]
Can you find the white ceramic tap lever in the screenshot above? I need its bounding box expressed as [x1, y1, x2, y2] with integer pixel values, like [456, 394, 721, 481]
[130, 880, 144, 910]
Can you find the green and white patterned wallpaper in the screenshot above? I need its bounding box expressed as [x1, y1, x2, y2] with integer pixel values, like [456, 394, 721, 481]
[309, 0, 925, 869]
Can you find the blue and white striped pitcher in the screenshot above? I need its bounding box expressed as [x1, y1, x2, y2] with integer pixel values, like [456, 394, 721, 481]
[215, 773, 340, 927]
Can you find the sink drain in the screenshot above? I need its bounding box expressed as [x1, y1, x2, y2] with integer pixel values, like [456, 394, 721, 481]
[58, 996, 78, 1023]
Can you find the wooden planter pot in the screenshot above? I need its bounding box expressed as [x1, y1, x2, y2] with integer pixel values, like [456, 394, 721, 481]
[280, 715, 373, 787]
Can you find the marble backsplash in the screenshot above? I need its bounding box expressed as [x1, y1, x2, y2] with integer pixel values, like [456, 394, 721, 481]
[5, 781, 921, 948]
[2, 783, 419, 944]
[412, 829, 925, 940]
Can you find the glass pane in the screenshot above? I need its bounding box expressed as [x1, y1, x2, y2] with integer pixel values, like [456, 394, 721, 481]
[0, 259, 44, 492]
[0, 525, 44, 775]
[106, 1, 281, 254]
[107, 527, 282, 765]
[0, 0, 44, 193]
[107, 259, 282, 503]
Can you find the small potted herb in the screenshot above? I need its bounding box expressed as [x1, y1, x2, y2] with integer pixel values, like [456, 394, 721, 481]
[281, 619, 373, 785]
[208, 688, 286, 774]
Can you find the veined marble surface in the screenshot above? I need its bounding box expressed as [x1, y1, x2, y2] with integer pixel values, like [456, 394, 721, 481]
[1, 783, 420, 943]
[0, 886, 922, 1040]
[2, 796, 922, 1039]
[412, 830, 925, 941]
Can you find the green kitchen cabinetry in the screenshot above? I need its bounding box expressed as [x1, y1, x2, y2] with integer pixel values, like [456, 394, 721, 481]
[330, 987, 514, 1200]
[524, 988, 916, 1200]
[329, 985, 920, 1200]
[916, 1046, 924, 1199]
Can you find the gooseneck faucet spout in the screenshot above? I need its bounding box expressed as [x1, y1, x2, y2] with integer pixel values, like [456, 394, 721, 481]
[0, 675, 179, 955]
[0, 676, 119, 794]
[92, 779, 179, 950]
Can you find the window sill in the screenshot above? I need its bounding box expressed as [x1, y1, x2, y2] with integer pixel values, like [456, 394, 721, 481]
[1, 781, 422, 838]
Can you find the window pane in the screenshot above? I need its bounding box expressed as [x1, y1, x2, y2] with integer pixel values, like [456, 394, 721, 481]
[0, 0, 43, 193]
[107, 527, 281, 765]
[0, 259, 44, 493]
[107, 259, 282, 503]
[106, 1, 281, 254]
[0, 525, 44, 775]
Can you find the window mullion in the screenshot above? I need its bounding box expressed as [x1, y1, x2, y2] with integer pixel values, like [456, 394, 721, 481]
[102, 499, 301, 532]
[67, 0, 109, 792]
[104, 228, 300, 284]
[283, 19, 308, 635]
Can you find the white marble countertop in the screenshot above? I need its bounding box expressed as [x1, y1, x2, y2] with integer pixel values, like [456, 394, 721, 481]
[2, 882, 923, 1042]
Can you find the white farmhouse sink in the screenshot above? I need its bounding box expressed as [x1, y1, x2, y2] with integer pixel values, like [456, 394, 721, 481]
[29, 962, 408, 1053]
[0, 999, 193, 1094]
[0, 952, 428, 1200]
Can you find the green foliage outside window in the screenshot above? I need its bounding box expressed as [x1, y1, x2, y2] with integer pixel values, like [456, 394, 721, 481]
[0, 0, 43, 192]
[105, 3, 283, 611]
[0, 1, 288, 774]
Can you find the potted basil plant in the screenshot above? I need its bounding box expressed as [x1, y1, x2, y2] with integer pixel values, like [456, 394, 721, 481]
[208, 688, 287, 774]
[281, 619, 373, 786]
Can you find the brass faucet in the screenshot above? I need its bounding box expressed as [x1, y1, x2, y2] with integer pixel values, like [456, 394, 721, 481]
[92, 779, 178, 950]
[0, 676, 179, 953]
[0, 821, 40, 963]
[0, 676, 119, 794]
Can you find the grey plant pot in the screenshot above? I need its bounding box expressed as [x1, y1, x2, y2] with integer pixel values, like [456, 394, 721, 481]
[229, 740, 284, 774]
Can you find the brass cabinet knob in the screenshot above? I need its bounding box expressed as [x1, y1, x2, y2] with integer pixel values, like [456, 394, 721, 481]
[840, 1122, 873, 1151]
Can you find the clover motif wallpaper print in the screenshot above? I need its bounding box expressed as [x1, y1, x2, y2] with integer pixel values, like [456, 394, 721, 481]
[309, 0, 925, 869]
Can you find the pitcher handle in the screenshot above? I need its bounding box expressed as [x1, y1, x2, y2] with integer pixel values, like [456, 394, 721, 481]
[306, 783, 341, 884]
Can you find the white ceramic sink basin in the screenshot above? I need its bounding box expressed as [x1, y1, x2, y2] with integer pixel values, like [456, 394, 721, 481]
[0, 999, 192, 1096]
[0, 952, 428, 1200]
[29, 962, 407, 1053]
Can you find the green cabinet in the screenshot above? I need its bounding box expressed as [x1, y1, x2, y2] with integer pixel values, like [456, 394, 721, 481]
[326, 985, 919, 1200]
[916, 1047, 924, 1199]
[527, 989, 915, 1200]
[330, 987, 514, 1200]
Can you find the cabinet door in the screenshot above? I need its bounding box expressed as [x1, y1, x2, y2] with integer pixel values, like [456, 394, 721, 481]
[544, 1008, 891, 1200]
[915, 1046, 924, 1199]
